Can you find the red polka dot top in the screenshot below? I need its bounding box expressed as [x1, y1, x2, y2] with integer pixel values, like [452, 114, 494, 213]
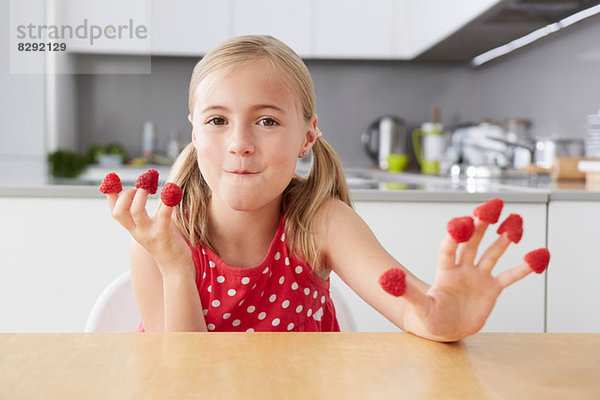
[138, 213, 340, 332]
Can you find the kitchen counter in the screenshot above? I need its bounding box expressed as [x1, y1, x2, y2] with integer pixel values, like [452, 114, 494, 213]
[0, 166, 599, 202]
[1, 332, 599, 399]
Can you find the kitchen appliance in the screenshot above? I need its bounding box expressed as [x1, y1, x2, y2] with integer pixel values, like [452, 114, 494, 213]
[412, 122, 445, 175]
[361, 115, 408, 171]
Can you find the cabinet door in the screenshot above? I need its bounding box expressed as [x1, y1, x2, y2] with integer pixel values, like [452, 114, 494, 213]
[151, 0, 231, 56]
[332, 201, 547, 332]
[0, 196, 162, 332]
[56, 0, 152, 54]
[232, 0, 311, 58]
[401, 0, 502, 58]
[547, 201, 600, 332]
[313, 0, 394, 59]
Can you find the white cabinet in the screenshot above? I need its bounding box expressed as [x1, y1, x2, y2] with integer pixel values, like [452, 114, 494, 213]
[332, 200, 547, 332]
[547, 201, 600, 332]
[402, 0, 502, 58]
[52, 0, 503, 59]
[0, 196, 159, 332]
[313, 0, 394, 59]
[56, 0, 152, 54]
[151, 0, 231, 56]
[232, 0, 311, 58]
[1, 194, 547, 333]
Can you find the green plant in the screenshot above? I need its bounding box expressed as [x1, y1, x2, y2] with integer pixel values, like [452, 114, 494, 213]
[47, 150, 90, 178]
[87, 142, 129, 164]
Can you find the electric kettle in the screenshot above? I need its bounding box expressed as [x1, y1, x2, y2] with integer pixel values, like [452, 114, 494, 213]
[361, 115, 408, 171]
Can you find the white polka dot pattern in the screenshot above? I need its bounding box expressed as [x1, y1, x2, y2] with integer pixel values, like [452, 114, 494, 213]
[188, 214, 338, 333]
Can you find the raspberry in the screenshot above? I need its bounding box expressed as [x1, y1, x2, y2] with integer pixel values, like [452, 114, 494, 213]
[160, 182, 183, 207]
[447, 216, 475, 243]
[135, 169, 159, 194]
[497, 214, 523, 243]
[99, 172, 122, 194]
[524, 248, 550, 274]
[474, 198, 504, 224]
[379, 268, 406, 297]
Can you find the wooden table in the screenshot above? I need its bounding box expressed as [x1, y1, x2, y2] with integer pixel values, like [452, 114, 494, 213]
[1, 333, 599, 399]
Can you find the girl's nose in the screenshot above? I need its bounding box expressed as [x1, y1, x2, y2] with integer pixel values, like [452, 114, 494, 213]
[228, 124, 255, 156]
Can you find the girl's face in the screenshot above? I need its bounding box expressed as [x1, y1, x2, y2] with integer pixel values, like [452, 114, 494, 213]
[190, 59, 317, 212]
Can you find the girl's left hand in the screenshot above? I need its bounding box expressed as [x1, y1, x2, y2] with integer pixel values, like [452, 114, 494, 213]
[401, 218, 536, 341]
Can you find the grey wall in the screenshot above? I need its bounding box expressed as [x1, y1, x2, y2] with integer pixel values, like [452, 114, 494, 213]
[73, 14, 600, 169]
[0, 0, 47, 184]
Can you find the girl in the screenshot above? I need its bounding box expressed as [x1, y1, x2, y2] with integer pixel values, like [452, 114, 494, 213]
[106, 35, 538, 341]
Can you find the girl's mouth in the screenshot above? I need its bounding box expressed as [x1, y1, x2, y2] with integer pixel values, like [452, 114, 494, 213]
[227, 170, 258, 175]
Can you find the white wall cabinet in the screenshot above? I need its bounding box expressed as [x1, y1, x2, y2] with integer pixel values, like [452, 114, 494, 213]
[150, 0, 231, 56]
[546, 201, 600, 333]
[232, 0, 312, 58]
[401, 0, 502, 58]
[333, 200, 547, 332]
[54, 0, 502, 59]
[56, 0, 152, 54]
[313, 0, 394, 59]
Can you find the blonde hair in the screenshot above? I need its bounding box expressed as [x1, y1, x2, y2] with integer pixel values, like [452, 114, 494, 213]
[162, 35, 352, 276]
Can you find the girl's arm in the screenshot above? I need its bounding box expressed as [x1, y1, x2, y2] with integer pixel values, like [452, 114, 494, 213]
[130, 238, 164, 331]
[131, 236, 207, 332]
[319, 198, 534, 342]
[161, 259, 207, 332]
[317, 199, 428, 334]
[109, 188, 207, 332]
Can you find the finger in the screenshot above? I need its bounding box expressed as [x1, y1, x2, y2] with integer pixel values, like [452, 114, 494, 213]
[477, 233, 512, 273]
[155, 202, 176, 231]
[112, 188, 137, 231]
[496, 263, 534, 288]
[457, 218, 489, 266]
[379, 270, 433, 320]
[401, 279, 434, 321]
[107, 193, 118, 213]
[438, 236, 458, 270]
[130, 188, 152, 228]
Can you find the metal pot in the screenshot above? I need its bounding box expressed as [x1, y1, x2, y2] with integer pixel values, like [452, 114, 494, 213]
[361, 115, 408, 170]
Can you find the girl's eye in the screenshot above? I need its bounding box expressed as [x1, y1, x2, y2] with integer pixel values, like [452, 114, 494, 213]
[207, 117, 227, 126]
[259, 118, 278, 127]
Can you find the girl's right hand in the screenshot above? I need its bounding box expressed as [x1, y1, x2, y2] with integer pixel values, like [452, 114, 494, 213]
[106, 188, 194, 278]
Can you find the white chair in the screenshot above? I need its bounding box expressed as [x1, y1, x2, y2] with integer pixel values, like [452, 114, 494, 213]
[85, 270, 355, 332]
[330, 285, 356, 332]
[84, 270, 141, 332]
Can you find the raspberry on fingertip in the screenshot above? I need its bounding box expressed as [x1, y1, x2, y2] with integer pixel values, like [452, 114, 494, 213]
[524, 248, 550, 274]
[497, 214, 523, 243]
[447, 216, 475, 243]
[379, 268, 406, 297]
[135, 169, 159, 194]
[160, 182, 183, 207]
[99, 172, 122, 194]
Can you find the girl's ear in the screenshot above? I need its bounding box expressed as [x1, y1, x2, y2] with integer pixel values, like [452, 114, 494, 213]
[188, 113, 192, 123]
[302, 114, 319, 151]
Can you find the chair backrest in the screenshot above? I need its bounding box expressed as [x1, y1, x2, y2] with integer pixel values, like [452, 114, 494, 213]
[84, 270, 141, 332]
[329, 285, 356, 332]
[85, 270, 356, 332]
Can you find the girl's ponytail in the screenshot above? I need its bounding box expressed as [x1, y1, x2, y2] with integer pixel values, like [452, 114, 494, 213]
[156, 142, 214, 250]
[282, 135, 352, 276]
